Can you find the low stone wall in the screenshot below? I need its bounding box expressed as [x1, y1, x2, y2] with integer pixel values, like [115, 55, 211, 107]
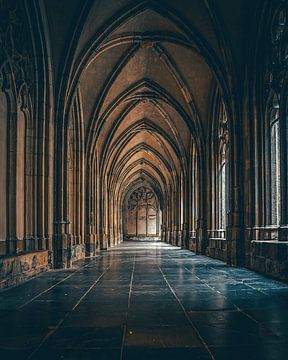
[0, 251, 50, 289]
[188, 236, 197, 252]
[208, 238, 227, 262]
[247, 241, 288, 281]
[71, 244, 86, 260]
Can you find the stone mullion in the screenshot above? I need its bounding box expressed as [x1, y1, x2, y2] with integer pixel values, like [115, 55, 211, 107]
[161, 191, 167, 242]
[25, 121, 35, 251]
[226, 108, 244, 266]
[71, 147, 75, 246]
[43, 101, 52, 251]
[280, 95, 288, 227]
[70, 148, 74, 245]
[101, 176, 108, 249]
[53, 111, 71, 268]
[145, 202, 147, 237]
[85, 161, 91, 254]
[7, 109, 18, 254]
[205, 142, 212, 249]
[182, 177, 189, 249]
[74, 143, 77, 244]
[168, 186, 173, 244]
[156, 206, 159, 237]
[189, 152, 194, 236]
[210, 139, 217, 233]
[96, 158, 101, 250]
[264, 112, 271, 225]
[107, 189, 113, 246]
[73, 145, 77, 245]
[93, 157, 98, 249]
[35, 98, 47, 251]
[85, 158, 94, 256]
[76, 146, 81, 244]
[252, 96, 261, 227]
[112, 191, 116, 245]
[113, 196, 117, 245]
[80, 149, 85, 247]
[31, 117, 38, 248]
[198, 151, 207, 255]
[80, 144, 85, 246]
[172, 184, 179, 246]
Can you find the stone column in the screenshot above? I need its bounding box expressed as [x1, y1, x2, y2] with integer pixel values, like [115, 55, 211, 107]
[53, 220, 71, 268]
[7, 110, 19, 254]
[173, 225, 179, 246]
[226, 202, 243, 266]
[181, 223, 189, 249]
[196, 218, 206, 255]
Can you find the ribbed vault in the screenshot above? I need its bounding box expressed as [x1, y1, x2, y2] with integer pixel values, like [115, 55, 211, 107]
[5, 0, 288, 286]
[73, 3, 210, 249]
[51, 0, 256, 265]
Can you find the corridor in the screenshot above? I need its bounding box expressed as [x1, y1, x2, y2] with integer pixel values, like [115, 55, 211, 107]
[0, 242, 288, 360]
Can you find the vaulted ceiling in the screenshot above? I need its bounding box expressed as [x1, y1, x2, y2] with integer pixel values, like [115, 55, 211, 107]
[43, 0, 260, 203]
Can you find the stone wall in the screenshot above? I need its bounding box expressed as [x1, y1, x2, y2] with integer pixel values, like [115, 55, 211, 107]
[0, 251, 50, 289]
[247, 241, 288, 281]
[208, 238, 227, 262]
[71, 244, 86, 260]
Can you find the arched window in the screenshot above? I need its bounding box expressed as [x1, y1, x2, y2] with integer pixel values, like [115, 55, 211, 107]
[218, 103, 228, 230]
[263, 3, 287, 227]
[218, 144, 227, 229]
[124, 186, 161, 239]
[190, 143, 198, 233]
[192, 152, 198, 231]
[269, 93, 281, 225]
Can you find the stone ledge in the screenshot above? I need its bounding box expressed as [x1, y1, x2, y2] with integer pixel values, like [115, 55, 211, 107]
[0, 251, 50, 289]
[251, 240, 288, 244]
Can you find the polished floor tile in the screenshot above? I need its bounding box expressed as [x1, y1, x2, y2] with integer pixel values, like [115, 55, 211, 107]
[0, 241, 287, 360]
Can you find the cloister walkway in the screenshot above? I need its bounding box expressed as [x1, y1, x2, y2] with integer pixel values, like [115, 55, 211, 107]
[0, 242, 288, 360]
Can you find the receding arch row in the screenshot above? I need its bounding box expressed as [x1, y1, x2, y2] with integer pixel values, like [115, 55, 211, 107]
[82, 36, 204, 133]
[52, 0, 246, 272]
[63, 0, 232, 120]
[100, 118, 185, 173]
[110, 154, 173, 195]
[105, 137, 181, 188]
[86, 79, 200, 159]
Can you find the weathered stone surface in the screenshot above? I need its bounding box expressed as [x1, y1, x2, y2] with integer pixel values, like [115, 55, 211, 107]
[71, 244, 85, 260]
[0, 251, 50, 289]
[248, 241, 288, 281]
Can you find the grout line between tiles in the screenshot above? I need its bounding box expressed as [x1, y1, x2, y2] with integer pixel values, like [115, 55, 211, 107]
[158, 264, 215, 360]
[17, 256, 104, 311]
[183, 266, 280, 338]
[120, 254, 136, 360]
[28, 260, 111, 359]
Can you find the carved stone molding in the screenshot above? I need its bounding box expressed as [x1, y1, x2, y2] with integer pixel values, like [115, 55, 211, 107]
[0, 0, 34, 95]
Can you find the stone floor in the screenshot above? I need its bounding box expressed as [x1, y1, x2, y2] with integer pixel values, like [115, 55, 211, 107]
[1, 242, 288, 360]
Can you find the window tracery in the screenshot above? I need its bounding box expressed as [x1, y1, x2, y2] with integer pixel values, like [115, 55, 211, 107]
[128, 187, 157, 211]
[218, 103, 228, 230]
[264, 2, 288, 226]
